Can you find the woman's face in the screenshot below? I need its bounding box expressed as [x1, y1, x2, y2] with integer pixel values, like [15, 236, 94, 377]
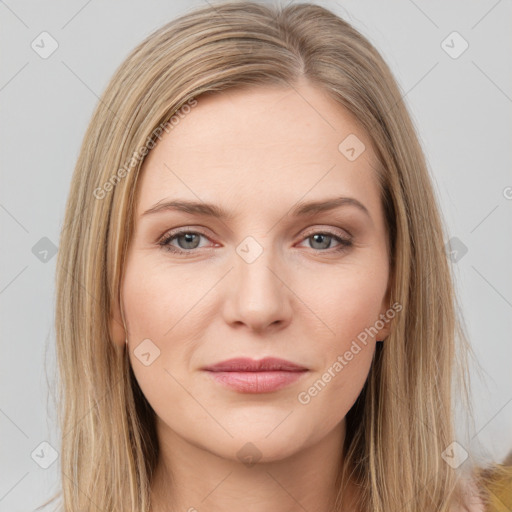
[114, 81, 392, 463]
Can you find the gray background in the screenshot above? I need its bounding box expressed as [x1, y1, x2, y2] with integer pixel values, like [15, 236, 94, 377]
[1, 0, 511, 510]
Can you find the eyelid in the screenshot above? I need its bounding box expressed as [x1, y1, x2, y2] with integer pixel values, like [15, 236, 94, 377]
[157, 224, 351, 244]
[300, 225, 353, 240]
[157, 227, 214, 248]
[157, 223, 207, 238]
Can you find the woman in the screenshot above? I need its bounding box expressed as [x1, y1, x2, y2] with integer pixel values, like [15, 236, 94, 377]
[46, 1, 511, 511]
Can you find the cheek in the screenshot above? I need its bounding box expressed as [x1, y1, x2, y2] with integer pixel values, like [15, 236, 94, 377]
[121, 254, 224, 409]
[294, 307, 376, 440]
[121, 254, 203, 341]
[296, 343, 374, 437]
[121, 261, 198, 429]
[295, 278, 379, 428]
[296, 262, 388, 344]
[291, 266, 384, 410]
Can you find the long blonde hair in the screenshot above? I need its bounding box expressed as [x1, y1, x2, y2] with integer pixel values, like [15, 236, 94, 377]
[45, 1, 494, 510]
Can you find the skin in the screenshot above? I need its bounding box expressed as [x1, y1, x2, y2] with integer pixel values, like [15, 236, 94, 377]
[111, 79, 393, 512]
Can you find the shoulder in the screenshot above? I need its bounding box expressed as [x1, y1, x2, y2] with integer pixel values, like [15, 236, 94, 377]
[461, 463, 512, 512]
[452, 470, 486, 512]
[479, 463, 512, 512]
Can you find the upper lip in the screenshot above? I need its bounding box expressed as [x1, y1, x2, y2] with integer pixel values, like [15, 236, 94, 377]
[202, 357, 308, 372]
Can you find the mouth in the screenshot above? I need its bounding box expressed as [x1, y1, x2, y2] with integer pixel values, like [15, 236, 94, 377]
[201, 357, 309, 393]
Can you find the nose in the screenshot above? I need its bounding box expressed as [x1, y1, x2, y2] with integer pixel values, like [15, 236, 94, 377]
[222, 242, 292, 333]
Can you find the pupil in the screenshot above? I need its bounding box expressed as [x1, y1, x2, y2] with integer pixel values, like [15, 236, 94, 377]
[181, 233, 198, 248]
[312, 234, 329, 249]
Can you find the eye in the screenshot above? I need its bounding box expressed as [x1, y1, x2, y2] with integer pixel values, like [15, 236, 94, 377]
[297, 230, 353, 253]
[158, 230, 212, 255]
[157, 228, 353, 255]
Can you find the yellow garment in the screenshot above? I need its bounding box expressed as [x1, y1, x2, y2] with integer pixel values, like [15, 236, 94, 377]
[478, 464, 512, 512]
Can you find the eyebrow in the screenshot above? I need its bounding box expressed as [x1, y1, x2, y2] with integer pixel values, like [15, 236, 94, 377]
[142, 196, 371, 220]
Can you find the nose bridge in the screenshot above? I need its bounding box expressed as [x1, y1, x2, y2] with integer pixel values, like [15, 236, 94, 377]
[226, 234, 290, 330]
[235, 234, 281, 298]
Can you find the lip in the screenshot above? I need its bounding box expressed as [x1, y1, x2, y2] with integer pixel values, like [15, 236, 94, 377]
[202, 357, 309, 393]
[202, 357, 308, 372]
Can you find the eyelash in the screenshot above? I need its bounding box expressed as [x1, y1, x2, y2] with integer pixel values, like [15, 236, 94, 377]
[157, 228, 353, 256]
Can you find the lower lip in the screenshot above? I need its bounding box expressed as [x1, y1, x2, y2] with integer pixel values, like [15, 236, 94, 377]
[204, 370, 308, 393]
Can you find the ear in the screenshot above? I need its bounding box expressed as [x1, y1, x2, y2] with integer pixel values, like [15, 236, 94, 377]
[110, 297, 127, 348]
[376, 273, 393, 342]
[375, 313, 392, 341]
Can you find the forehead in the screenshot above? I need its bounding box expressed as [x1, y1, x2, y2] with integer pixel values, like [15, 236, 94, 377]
[136, 83, 382, 220]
